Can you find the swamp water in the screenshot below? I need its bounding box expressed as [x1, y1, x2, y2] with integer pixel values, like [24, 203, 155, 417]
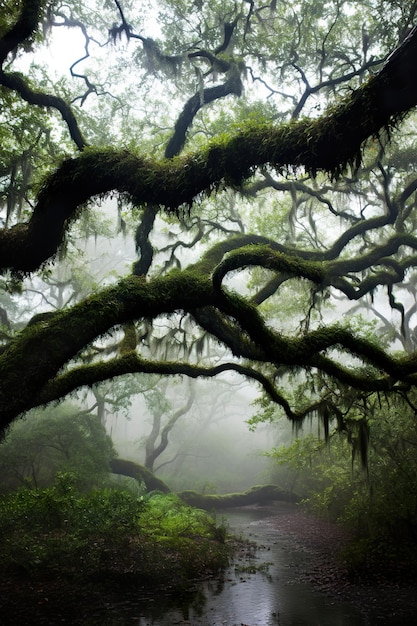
[87, 503, 411, 626]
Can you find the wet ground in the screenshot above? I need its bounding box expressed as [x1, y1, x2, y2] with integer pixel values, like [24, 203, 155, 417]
[227, 504, 417, 625]
[1, 502, 416, 625]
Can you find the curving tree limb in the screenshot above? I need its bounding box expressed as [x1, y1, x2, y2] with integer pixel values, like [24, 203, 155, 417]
[0, 71, 87, 150]
[0, 0, 87, 149]
[164, 67, 243, 158]
[3, 257, 417, 433]
[2, 22, 417, 273]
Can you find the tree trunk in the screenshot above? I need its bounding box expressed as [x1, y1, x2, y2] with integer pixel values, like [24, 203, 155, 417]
[109, 458, 171, 493]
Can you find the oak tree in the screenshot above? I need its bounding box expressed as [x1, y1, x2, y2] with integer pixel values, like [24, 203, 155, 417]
[2, 0, 417, 438]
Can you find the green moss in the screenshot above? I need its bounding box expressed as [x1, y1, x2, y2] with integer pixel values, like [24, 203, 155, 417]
[178, 484, 299, 509]
[212, 244, 325, 291]
[35, 72, 410, 224]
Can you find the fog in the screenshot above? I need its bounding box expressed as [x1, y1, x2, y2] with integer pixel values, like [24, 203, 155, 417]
[106, 375, 282, 493]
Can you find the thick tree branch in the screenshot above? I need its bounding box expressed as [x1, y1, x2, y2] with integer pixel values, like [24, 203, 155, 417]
[2, 26, 417, 273]
[0, 0, 87, 150]
[164, 65, 243, 158]
[0, 273, 207, 427]
[0, 71, 87, 150]
[0, 0, 44, 64]
[32, 353, 337, 425]
[212, 244, 325, 291]
[214, 18, 239, 55]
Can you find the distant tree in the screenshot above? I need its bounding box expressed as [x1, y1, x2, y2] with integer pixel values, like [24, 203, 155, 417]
[141, 379, 195, 472]
[0, 403, 115, 491]
[134, 376, 267, 492]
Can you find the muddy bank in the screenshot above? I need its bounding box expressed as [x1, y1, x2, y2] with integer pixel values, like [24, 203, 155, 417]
[259, 506, 417, 623]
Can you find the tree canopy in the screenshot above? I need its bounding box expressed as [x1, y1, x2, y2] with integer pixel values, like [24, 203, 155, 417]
[2, 0, 417, 435]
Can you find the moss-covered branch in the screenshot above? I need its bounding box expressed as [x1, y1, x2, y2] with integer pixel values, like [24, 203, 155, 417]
[0, 272, 215, 428]
[3, 257, 417, 432]
[35, 345, 402, 424]
[2, 26, 417, 273]
[0, 0, 86, 150]
[0, 0, 45, 63]
[109, 458, 170, 493]
[212, 245, 325, 291]
[34, 354, 305, 420]
[208, 235, 417, 320]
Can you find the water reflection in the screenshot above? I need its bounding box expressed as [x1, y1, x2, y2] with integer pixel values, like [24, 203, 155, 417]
[78, 504, 413, 625]
[92, 504, 368, 625]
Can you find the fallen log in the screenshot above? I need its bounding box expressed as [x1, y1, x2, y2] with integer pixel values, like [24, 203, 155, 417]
[110, 459, 299, 508]
[177, 484, 300, 509]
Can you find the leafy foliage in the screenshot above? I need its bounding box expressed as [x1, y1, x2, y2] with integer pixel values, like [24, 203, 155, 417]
[0, 403, 115, 491]
[267, 392, 417, 575]
[0, 473, 229, 584]
[139, 492, 225, 540]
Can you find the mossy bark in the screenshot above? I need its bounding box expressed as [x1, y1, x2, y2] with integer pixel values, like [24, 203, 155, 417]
[109, 458, 171, 493]
[2, 27, 417, 272]
[178, 485, 300, 509]
[109, 459, 299, 508]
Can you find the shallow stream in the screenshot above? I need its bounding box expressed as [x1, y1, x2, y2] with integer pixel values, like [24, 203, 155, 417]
[94, 502, 413, 625]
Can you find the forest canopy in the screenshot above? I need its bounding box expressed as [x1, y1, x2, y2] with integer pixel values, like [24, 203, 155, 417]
[2, 0, 417, 436]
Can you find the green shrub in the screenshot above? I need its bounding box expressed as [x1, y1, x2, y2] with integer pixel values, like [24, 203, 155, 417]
[0, 474, 229, 586]
[0, 404, 115, 493]
[267, 392, 417, 576]
[140, 492, 222, 540]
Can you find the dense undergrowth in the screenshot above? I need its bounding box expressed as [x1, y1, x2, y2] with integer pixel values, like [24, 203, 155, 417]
[0, 472, 230, 590]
